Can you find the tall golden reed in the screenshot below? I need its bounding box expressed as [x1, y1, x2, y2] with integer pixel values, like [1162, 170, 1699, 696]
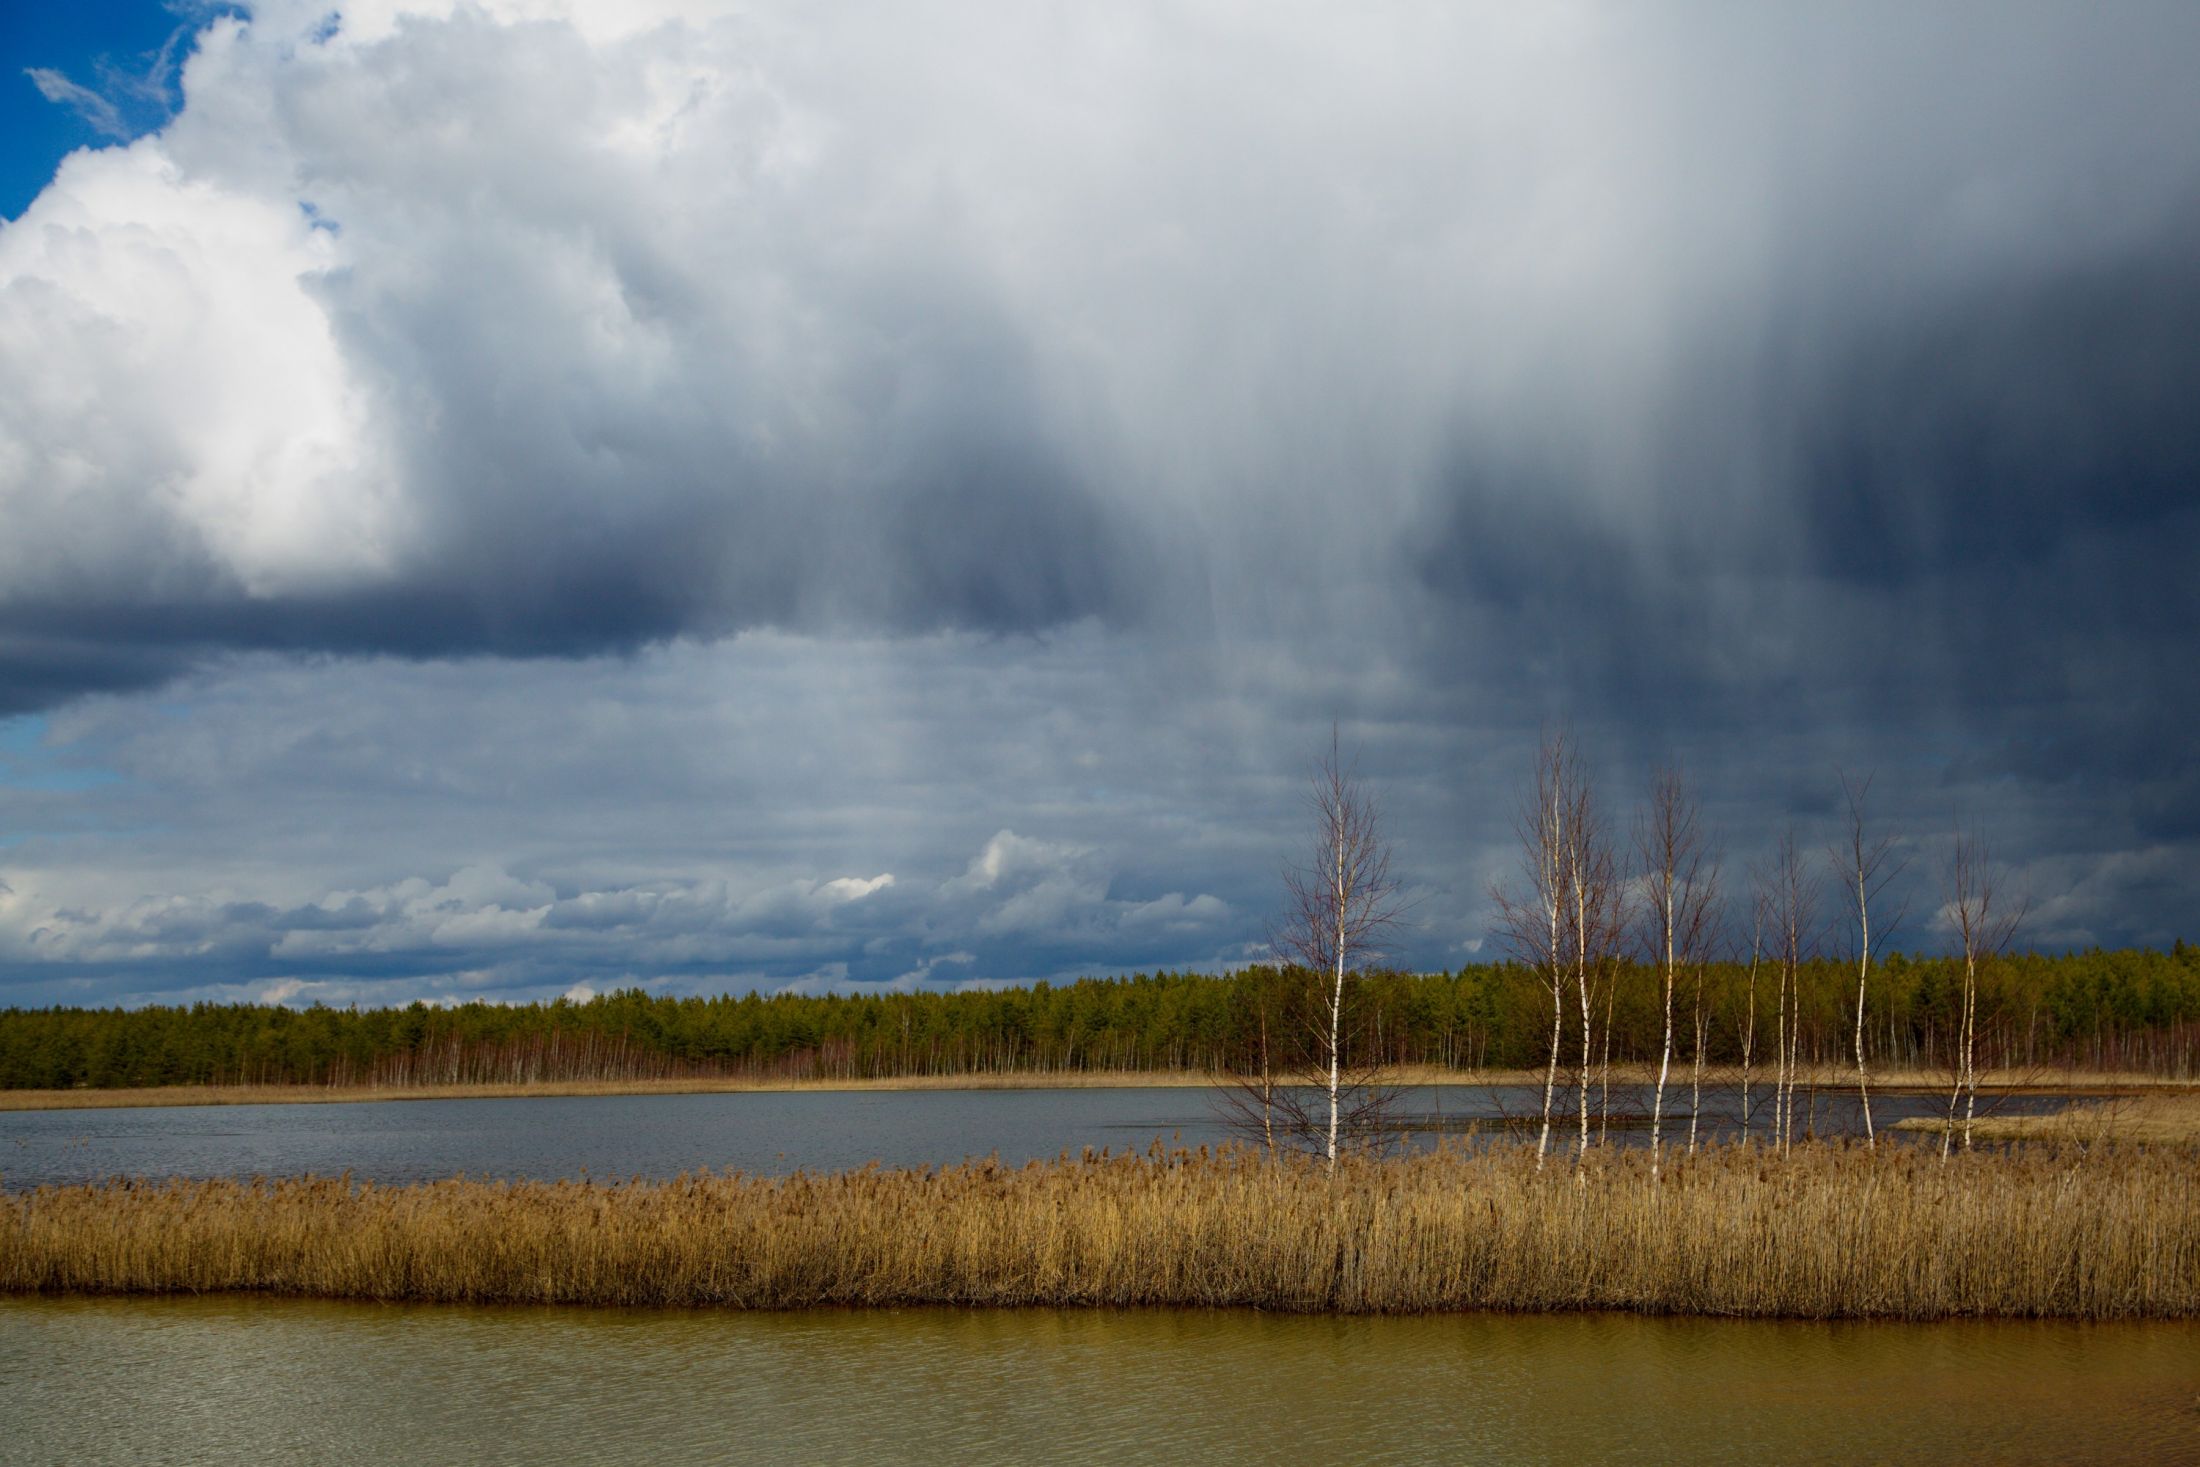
[5, 1142, 2194, 1319]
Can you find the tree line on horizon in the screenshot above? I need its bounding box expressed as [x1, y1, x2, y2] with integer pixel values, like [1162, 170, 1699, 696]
[0, 944, 2194, 1092]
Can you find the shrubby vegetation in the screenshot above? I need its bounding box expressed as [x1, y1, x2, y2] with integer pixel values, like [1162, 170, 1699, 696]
[2, 944, 2195, 1091]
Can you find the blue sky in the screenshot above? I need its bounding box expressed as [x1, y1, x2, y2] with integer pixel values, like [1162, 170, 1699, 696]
[1, 3, 2196, 1010]
[0, 2, 218, 218]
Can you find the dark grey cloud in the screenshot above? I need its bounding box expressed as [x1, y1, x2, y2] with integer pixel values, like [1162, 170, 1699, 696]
[2, 2, 2197, 1002]
[1417, 219, 2200, 692]
[1407, 153, 2200, 893]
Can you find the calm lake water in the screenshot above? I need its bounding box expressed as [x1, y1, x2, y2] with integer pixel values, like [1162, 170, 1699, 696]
[0, 1083, 2077, 1190]
[3, 1089, 2187, 1463]
[3, 1295, 2195, 1465]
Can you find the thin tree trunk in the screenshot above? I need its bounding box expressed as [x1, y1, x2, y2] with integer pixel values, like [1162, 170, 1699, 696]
[1538, 969, 1561, 1166]
[1773, 958, 1789, 1151]
[1653, 921, 1674, 1177]
[1542, 806, 1563, 1171]
[1688, 973, 1706, 1155]
[1327, 871, 1345, 1170]
[1739, 932, 1759, 1143]
[1639, 767, 1713, 1175]
[1961, 949, 1979, 1150]
[1835, 774, 1900, 1150]
[1577, 879, 1593, 1162]
[1599, 973, 1615, 1148]
[1854, 872, 1874, 1147]
[1538, 975, 1561, 1167]
[1501, 731, 1586, 1175]
[1259, 1006, 1276, 1159]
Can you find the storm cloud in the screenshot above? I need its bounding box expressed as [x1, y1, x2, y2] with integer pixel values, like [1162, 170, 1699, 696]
[2, 1, 2196, 1002]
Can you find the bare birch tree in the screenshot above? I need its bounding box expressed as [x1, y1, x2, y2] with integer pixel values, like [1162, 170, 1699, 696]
[1563, 771, 1625, 1164]
[1687, 948, 1712, 1155]
[1761, 830, 1818, 1154]
[1273, 730, 1403, 1171]
[1940, 828, 2023, 1156]
[1635, 767, 1717, 1180]
[1735, 890, 1766, 1144]
[1831, 772, 1907, 1148]
[1598, 947, 1620, 1146]
[1492, 730, 1576, 1169]
[1215, 964, 1296, 1158]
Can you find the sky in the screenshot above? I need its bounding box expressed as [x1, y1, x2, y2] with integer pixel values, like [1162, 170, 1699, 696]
[2, 1, 2196, 1010]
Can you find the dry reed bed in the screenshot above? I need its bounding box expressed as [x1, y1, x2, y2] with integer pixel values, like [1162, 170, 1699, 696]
[5, 1143, 2194, 1320]
[1892, 1092, 2200, 1144]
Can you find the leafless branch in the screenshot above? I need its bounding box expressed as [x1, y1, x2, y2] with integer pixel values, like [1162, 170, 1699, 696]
[1830, 769, 1910, 1146]
[1260, 728, 1405, 1169]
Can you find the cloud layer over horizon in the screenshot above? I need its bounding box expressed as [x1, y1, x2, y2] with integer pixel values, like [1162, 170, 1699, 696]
[3, 1, 2197, 1006]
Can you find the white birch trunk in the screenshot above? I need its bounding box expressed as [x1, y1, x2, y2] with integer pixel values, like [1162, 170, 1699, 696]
[1961, 949, 1979, 1151]
[1537, 846, 1562, 1168]
[1772, 964, 1786, 1150]
[1739, 942, 1759, 1143]
[1538, 968, 1560, 1167]
[1786, 964, 1804, 1151]
[1599, 979, 1615, 1148]
[1854, 867, 1875, 1147]
[1689, 992, 1706, 1155]
[1576, 881, 1593, 1162]
[1652, 898, 1674, 1180]
[1327, 829, 1346, 1171]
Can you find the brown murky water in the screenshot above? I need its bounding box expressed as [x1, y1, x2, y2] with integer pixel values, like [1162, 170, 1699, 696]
[3, 1296, 2195, 1465]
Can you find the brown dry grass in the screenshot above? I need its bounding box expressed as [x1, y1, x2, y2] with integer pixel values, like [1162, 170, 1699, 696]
[9, 1064, 2187, 1111]
[1893, 1092, 2200, 1145]
[5, 1141, 2194, 1319]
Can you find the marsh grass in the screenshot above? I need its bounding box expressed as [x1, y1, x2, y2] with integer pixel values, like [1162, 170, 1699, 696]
[1892, 1092, 2200, 1145]
[5, 1141, 2194, 1319]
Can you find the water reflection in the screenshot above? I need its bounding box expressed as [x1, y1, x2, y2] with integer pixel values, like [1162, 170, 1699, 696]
[2, 1296, 2194, 1465]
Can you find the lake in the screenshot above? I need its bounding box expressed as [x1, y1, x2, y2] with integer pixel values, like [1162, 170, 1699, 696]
[0, 1082, 2076, 1190]
[3, 1085, 2187, 1463]
[3, 1295, 2194, 1465]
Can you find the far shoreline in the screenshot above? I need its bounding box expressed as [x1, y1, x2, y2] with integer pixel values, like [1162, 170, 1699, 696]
[4, 1065, 2193, 1111]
